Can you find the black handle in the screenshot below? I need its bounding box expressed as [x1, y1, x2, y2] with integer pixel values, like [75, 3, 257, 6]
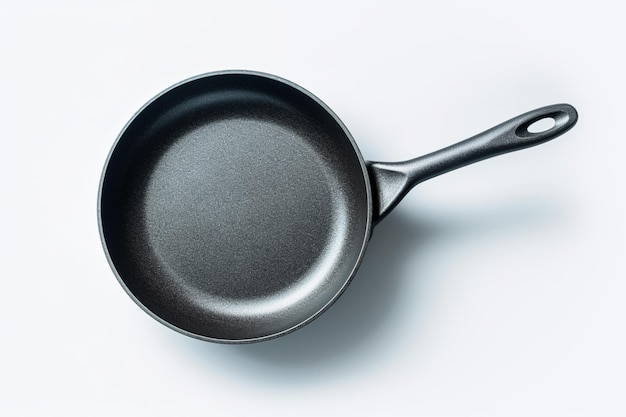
[367, 104, 578, 223]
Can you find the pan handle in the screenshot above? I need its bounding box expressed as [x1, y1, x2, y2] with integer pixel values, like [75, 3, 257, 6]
[367, 103, 578, 223]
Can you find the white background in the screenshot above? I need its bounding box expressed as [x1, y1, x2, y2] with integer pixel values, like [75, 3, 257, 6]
[2, 1, 625, 416]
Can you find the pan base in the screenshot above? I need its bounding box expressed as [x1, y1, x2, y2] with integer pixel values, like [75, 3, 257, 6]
[143, 117, 344, 302]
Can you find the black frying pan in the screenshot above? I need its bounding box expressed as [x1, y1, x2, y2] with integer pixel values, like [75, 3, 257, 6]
[98, 71, 577, 343]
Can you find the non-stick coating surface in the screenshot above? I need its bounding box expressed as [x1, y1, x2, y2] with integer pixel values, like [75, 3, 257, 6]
[99, 73, 371, 342]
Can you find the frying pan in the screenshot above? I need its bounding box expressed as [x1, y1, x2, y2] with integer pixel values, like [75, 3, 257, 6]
[98, 71, 577, 343]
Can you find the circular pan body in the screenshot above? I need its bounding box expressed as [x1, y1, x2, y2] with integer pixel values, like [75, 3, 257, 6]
[98, 71, 373, 342]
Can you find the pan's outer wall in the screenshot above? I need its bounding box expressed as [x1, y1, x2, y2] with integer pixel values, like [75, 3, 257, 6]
[98, 71, 374, 343]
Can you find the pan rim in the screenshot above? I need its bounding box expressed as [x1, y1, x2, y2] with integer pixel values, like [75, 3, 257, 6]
[97, 70, 374, 343]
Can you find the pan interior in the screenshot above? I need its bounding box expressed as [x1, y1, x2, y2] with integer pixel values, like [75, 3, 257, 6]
[100, 74, 370, 341]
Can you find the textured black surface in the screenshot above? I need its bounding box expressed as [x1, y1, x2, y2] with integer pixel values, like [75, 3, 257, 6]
[99, 72, 371, 342]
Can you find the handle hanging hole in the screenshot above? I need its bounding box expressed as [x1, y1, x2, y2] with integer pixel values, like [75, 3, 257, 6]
[527, 117, 556, 133]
